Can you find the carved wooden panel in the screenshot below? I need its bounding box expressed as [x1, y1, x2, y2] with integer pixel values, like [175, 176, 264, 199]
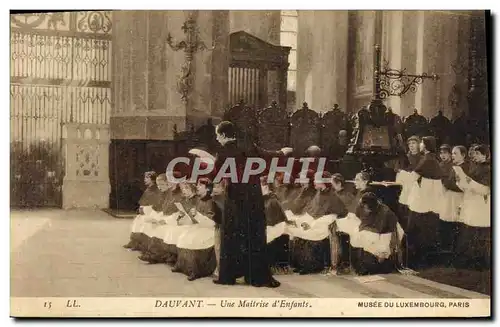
[257, 102, 289, 149]
[321, 106, 349, 155]
[289, 103, 321, 155]
[223, 101, 259, 146]
[403, 114, 430, 138]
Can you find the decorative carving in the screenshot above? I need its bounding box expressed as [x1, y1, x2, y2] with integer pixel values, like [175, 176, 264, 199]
[321, 104, 349, 153]
[346, 99, 401, 182]
[83, 129, 92, 140]
[10, 14, 48, 29]
[76, 11, 112, 34]
[451, 59, 466, 77]
[223, 100, 259, 147]
[257, 101, 290, 149]
[47, 13, 66, 30]
[373, 45, 439, 99]
[11, 12, 71, 32]
[75, 144, 100, 178]
[379, 58, 439, 99]
[11, 32, 111, 83]
[448, 84, 462, 109]
[166, 14, 214, 104]
[10, 12, 113, 34]
[289, 102, 321, 154]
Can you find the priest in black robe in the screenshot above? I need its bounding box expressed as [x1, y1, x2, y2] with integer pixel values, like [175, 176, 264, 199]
[212, 121, 291, 288]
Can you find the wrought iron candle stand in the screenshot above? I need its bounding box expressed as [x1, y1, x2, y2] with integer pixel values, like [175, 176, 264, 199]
[166, 12, 214, 104]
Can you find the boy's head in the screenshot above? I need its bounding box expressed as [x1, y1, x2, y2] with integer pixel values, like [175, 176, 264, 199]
[196, 177, 213, 197]
[156, 173, 168, 192]
[331, 173, 345, 191]
[144, 171, 157, 186]
[439, 144, 452, 162]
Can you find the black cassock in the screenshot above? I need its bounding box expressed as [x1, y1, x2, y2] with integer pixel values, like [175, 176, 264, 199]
[214, 140, 283, 286]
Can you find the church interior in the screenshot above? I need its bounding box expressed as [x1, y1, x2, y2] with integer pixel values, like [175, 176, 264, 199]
[10, 10, 491, 298]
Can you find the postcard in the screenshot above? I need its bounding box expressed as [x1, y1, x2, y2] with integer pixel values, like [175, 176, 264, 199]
[10, 9, 491, 318]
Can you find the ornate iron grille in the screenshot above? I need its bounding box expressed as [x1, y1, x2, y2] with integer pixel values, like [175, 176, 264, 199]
[10, 11, 112, 207]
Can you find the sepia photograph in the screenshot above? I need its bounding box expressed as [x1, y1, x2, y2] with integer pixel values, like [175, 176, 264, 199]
[9, 8, 491, 318]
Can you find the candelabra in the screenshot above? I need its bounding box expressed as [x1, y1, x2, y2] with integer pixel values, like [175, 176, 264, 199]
[166, 12, 214, 104]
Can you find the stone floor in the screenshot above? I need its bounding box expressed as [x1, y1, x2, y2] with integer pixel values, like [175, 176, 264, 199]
[10, 209, 489, 299]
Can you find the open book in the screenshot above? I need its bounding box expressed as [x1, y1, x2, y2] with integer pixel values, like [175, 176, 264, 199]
[452, 166, 468, 182]
[370, 181, 402, 187]
[174, 202, 189, 217]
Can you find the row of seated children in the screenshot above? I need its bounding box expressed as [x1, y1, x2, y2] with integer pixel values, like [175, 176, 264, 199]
[123, 172, 222, 281]
[395, 136, 491, 270]
[124, 168, 406, 279]
[271, 170, 405, 276]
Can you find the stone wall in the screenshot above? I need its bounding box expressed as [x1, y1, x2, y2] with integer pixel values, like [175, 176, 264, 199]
[294, 10, 477, 120]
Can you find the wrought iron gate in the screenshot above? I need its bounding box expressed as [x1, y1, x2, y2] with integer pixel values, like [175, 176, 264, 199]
[10, 12, 112, 207]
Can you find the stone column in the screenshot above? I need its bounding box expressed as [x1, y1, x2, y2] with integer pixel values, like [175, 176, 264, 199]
[412, 11, 470, 120]
[332, 12, 350, 111]
[400, 11, 419, 117]
[111, 10, 231, 139]
[62, 123, 111, 209]
[296, 10, 315, 108]
[384, 11, 404, 116]
[413, 11, 426, 115]
[190, 10, 230, 127]
[296, 11, 349, 111]
[111, 10, 186, 140]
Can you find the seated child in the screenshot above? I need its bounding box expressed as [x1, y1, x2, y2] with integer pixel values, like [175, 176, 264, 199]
[172, 178, 220, 281]
[289, 171, 348, 275]
[124, 171, 161, 251]
[335, 192, 404, 275]
[261, 175, 290, 270]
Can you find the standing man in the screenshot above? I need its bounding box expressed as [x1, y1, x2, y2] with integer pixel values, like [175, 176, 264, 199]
[213, 121, 292, 288]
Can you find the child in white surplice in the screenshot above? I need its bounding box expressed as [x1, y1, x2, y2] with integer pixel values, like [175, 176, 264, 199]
[172, 178, 220, 281]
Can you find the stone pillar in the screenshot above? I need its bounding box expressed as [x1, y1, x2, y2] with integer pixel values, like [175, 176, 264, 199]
[296, 10, 314, 108]
[400, 11, 419, 117]
[62, 123, 111, 209]
[384, 11, 404, 116]
[190, 10, 230, 127]
[440, 12, 471, 120]
[412, 11, 471, 120]
[332, 12, 350, 111]
[296, 11, 349, 111]
[413, 11, 426, 115]
[111, 10, 186, 140]
[111, 10, 230, 139]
